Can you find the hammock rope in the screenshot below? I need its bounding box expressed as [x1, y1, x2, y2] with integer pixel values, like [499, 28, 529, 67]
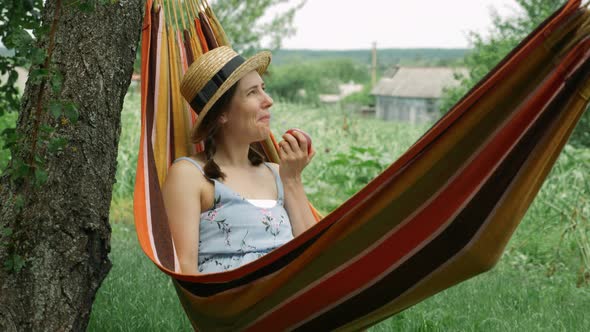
[134, 0, 590, 330]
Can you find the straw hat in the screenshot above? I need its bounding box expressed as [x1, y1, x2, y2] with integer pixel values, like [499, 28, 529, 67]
[180, 46, 271, 132]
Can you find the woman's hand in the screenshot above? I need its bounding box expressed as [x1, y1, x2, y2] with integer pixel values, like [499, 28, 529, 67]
[277, 131, 318, 235]
[277, 131, 315, 181]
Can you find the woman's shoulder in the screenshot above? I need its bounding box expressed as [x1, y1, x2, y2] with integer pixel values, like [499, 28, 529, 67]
[172, 155, 206, 170]
[165, 155, 209, 189]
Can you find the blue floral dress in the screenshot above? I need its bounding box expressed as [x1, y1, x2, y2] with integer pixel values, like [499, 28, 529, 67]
[174, 157, 294, 273]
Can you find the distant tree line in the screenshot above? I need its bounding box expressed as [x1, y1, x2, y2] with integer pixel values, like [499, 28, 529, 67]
[271, 48, 468, 67]
[265, 58, 371, 105]
[441, 0, 589, 147]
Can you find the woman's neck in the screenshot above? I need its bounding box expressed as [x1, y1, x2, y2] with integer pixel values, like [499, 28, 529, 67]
[212, 135, 252, 168]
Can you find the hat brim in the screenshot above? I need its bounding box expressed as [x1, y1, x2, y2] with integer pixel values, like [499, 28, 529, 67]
[191, 51, 271, 135]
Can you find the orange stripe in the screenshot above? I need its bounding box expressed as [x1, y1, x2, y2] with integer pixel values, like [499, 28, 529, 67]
[135, 0, 155, 261]
[194, 18, 209, 53]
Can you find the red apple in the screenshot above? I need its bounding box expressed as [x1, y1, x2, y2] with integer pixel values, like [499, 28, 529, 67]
[285, 128, 312, 154]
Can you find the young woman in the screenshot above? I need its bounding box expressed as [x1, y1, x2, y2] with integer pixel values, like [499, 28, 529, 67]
[162, 46, 316, 275]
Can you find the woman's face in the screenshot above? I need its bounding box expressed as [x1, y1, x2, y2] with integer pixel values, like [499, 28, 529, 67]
[220, 70, 273, 142]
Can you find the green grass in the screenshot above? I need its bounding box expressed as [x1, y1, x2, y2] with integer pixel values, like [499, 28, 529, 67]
[88, 223, 191, 331]
[109, 91, 141, 224]
[85, 93, 590, 331]
[375, 262, 590, 331]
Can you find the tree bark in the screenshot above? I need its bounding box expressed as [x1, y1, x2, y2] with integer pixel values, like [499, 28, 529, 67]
[0, 0, 144, 330]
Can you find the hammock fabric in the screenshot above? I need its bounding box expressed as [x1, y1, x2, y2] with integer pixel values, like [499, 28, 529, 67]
[134, 0, 590, 330]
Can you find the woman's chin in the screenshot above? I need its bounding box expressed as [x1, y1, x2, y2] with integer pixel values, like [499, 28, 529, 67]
[256, 125, 271, 139]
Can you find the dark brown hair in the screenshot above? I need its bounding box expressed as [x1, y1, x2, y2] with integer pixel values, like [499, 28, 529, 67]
[191, 83, 266, 180]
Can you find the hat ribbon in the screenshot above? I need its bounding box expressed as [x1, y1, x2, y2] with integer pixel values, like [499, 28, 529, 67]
[189, 55, 245, 113]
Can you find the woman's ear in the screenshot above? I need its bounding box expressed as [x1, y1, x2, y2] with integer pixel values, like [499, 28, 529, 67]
[218, 113, 228, 125]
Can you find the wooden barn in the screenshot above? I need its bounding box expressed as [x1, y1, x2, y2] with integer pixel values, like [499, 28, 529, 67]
[371, 66, 465, 124]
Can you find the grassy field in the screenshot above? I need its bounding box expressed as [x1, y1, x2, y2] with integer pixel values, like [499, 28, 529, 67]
[82, 92, 590, 331]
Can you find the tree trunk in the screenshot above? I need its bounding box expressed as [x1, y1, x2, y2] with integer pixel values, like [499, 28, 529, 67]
[0, 0, 144, 330]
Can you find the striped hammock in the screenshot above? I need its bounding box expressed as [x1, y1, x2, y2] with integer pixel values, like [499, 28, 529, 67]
[134, 0, 590, 330]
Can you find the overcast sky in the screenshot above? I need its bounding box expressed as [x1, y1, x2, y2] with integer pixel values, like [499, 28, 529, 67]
[265, 0, 522, 49]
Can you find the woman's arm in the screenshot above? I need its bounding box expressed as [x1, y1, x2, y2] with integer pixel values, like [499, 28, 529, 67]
[162, 161, 202, 275]
[277, 131, 317, 237]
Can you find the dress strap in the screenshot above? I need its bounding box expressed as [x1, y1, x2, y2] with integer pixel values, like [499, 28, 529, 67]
[263, 162, 284, 202]
[174, 157, 206, 176]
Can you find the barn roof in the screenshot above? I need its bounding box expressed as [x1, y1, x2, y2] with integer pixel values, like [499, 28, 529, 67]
[371, 66, 467, 99]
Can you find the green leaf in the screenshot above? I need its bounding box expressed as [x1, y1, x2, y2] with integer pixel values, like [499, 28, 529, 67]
[350, 146, 369, 154]
[33, 24, 50, 39]
[78, 2, 96, 12]
[4, 254, 26, 273]
[29, 68, 50, 84]
[35, 169, 48, 186]
[3, 258, 13, 272]
[4, 28, 33, 50]
[327, 159, 348, 167]
[13, 255, 25, 271]
[10, 160, 32, 181]
[330, 175, 350, 183]
[50, 71, 63, 93]
[1, 227, 13, 237]
[23, 0, 35, 11]
[15, 195, 25, 210]
[31, 47, 47, 66]
[7, 70, 19, 86]
[64, 103, 79, 123]
[1, 128, 18, 149]
[49, 101, 62, 119]
[48, 137, 67, 153]
[33, 153, 46, 169]
[39, 124, 54, 134]
[358, 160, 382, 169]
